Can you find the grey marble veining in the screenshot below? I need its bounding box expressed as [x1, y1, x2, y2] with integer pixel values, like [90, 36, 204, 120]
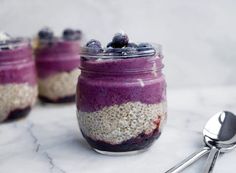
[0, 0, 236, 87]
[0, 86, 236, 173]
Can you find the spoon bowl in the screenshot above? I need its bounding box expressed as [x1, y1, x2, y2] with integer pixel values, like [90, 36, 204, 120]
[203, 111, 236, 173]
[203, 111, 236, 150]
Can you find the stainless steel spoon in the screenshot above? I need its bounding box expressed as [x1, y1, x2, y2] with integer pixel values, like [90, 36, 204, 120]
[202, 111, 236, 173]
[165, 111, 236, 173]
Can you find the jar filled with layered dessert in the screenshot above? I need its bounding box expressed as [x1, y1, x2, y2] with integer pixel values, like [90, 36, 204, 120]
[34, 28, 82, 103]
[0, 33, 38, 122]
[77, 33, 167, 154]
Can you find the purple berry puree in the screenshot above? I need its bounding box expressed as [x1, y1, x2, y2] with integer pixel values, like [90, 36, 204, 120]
[0, 43, 36, 85]
[39, 94, 75, 104]
[5, 106, 31, 122]
[35, 40, 80, 78]
[83, 128, 161, 152]
[77, 55, 166, 112]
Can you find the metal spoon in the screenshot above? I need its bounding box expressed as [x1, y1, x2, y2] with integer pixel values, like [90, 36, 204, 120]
[203, 111, 236, 173]
[165, 111, 236, 173]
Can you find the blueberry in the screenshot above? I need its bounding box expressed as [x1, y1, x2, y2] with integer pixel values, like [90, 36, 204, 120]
[138, 43, 153, 48]
[74, 30, 82, 40]
[63, 29, 82, 40]
[127, 42, 138, 48]
[112, 33, 129, 48]
[137, 42, 155, 52]
[86, 39, 103, 53]
[38, 27, 54, 40]
[86, 39, 101, 47]
[106, 42, 114, 48]
[105, 47, 122, 54]
[63, 28, 75, 40]
[137, 42, 156, 56]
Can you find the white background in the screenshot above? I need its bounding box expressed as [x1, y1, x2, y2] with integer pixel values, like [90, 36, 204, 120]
[0, 0, 235, 88]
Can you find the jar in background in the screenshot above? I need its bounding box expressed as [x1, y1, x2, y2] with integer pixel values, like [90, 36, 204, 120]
[0, 36, 38, 122]
[34, 28, 81, 103]
[77, 41, 167, 155]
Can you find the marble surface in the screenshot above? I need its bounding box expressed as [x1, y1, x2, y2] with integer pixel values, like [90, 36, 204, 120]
[1, 0, 236, 87]
[0, 85, 236, 173]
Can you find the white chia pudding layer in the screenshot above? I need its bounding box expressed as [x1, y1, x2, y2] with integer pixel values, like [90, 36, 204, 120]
[38, 68, 80, 100]
[0, 84, 38, 122]
[78, 101, 167, 145]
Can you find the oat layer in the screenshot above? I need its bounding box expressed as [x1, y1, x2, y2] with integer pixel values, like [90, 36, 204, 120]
[0, 84, 38, 122]
[78, 101, 167, 145]
[38, 68, 80, 100]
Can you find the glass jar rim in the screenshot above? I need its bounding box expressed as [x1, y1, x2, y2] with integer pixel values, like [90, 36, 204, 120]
[80, 43, 162, 59]
[0, 37, 30, 51]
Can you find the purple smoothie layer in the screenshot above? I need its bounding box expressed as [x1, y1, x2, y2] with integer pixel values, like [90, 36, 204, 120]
[0, 42, 36, 85]
[35, 40, 80, 78]
[77, 56, 166, 112]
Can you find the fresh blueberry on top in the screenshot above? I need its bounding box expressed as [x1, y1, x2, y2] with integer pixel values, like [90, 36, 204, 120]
[137, 43, 155, 51]
[86, 39, 103, 53]
[86, 39, 101, 47]
[63, 28, 75, 40]
[112, 33, 129, 48]
[137, 42, 156, 55]
[127, 42, 138, 48]
[106, 42, 114, 48]
[38, 27, 54, 40]
[138, 43, 153, 48]
[74, 30, 82, 40]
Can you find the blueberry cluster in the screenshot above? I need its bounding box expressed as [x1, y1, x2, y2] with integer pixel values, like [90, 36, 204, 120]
[38, 27, 82, 42]
[85, 32, 155, 56]
[38, 27, 54, 41]
[86, 39, 103, 53]
[63, 28, 82, 41]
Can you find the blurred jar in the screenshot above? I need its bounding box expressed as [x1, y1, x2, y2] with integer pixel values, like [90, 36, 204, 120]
[34, 28, 81, 103]
[77, 43, 167, 154]
[0, 34, 37, 122]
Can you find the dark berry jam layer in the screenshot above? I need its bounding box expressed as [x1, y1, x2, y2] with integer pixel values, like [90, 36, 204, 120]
[5, 106, 31, 122]
[39, 94, 75, 104]
[82, 127, 161, 152]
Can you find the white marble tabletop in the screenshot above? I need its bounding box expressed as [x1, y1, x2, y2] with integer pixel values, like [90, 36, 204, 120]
[1, 85, 236, 173]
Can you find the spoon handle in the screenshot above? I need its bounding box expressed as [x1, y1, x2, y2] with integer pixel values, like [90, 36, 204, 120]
[203, 147, 220, 173]
[165, 147, 210, 173]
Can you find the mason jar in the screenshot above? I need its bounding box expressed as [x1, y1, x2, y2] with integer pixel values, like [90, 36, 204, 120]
[77, 44, 167, 154]
[35, 39, 81, 103]
[0, 38, 38, 122]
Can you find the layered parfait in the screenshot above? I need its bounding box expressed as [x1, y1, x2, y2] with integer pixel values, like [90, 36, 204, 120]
[0, 33, 38, 122]
[34, 28, 82, 103]
[77, 33, 167, 154]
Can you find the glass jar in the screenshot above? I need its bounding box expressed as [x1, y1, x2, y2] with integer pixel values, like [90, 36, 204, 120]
[35, 39, 81, 103]
[77, 45, 167, 154]
[0, 38, 38, 122]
